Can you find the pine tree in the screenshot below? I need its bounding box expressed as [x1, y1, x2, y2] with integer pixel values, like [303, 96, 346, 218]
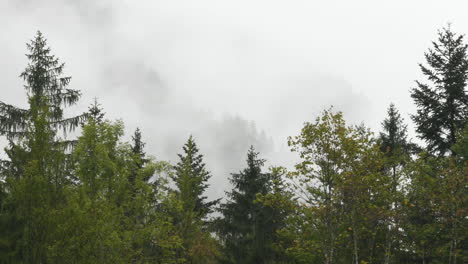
[411, 25, 468, 156]
[217, 146, 279, 264]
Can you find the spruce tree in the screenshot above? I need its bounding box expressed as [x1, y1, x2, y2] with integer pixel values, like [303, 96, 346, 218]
[131, 128, 146, 164]
[0, 31, 84, 141]
[380, 103, 413, 157]
[379, 103, 414, 264]
[130, 127, 150, 183]
[411, 25, 468, 156]
[126, 127, 150, 223]
[172, 136, 220, 263]
[173, 135, 218, 220]
[0, 31, 85, 262]
[379, 103, 415, 194]
[87, 98, 105, 124]
[217, 146, 277, 264]
[0, 31, 85, 186]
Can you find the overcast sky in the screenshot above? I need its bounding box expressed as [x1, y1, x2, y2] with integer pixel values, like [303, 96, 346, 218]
[1, 0, 467, 199]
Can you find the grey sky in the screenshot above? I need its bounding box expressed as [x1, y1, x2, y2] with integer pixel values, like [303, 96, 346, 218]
[1, 0, 467, 199]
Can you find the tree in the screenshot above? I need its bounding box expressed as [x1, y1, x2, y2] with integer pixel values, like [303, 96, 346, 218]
[287, 108, 389, 264]
[172, 135, 220, 263]
[287, 109, 347, 264]
[129, 128, 150, 184]
[402, 153, 445, 264]
[411, 25, 468, 156]
[0, 31, 84, 142]
[380, 103, 415, 159]
[87, 98, 105, 124]
[379, 103, 414, 263]
[379, 103, 414, 205]
[401, 129, 467, 264]
[217, 146, 282, 264]
[48, 118, 183, 263]
[0, 31, 85, 263]
[173, 136, 218, 220]
[125, 127, 184, 263]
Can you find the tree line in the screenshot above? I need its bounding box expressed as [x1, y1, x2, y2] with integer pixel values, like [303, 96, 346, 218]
[0, 26, 466, 264]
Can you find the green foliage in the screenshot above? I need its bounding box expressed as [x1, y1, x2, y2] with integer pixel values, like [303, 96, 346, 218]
[173, 136, 218, 219]
[47, 118, 183, 263]
[0, 30, 84, 263]
[411, 25, 468, 156]
[286, 108, 390, 264]
[0, 33, 183, 263]
[380, 103, 416, 158]
[401, 146, 467, 264]
[171, 136, 221, 263]
[217, 146, 286, 264]
[0, 27, 466, 264]
[378, 103, 414, 264]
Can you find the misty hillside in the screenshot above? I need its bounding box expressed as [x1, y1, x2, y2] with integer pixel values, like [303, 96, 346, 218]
[0, 1, 467, 264]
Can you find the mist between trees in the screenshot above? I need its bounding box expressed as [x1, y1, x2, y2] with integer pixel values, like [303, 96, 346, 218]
[0, 26, 466, 264]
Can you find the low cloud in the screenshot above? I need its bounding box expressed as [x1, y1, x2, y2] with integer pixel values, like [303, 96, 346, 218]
[4, 0, 440, 201]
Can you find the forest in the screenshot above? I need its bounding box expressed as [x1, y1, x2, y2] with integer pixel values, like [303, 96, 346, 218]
[0, 26, 466, 264]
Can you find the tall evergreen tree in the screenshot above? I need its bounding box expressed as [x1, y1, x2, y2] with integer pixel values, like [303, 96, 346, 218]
[217, 146, 279, 264]
[0, 31, 84, 141]
[173, 135, 217, 220]
[379, 103, 414, 264]
[380, 103, 413, 158]
[0, 31, 85, 262]
[131, 128, 146, 164]
[172, 135, 220, 263]
[130, 127, 150, 184]
[411, 25, 468, 156]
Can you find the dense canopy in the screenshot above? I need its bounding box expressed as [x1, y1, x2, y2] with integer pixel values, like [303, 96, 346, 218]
[0, 27, 466, 264]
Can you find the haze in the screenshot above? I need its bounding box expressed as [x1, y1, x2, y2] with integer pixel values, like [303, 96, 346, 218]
[1, 0, 466, 199]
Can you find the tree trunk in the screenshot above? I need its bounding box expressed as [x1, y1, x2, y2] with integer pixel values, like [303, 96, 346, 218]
[352, 215, 359, 264]
[384, 227, 392, 264]
[369, 229, 377, 264]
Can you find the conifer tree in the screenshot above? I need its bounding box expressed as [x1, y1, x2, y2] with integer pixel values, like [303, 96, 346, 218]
[132, 128, 146, 164]
[87, 98, 105, 124]
[411, 25, 468, 156]
[0, 31, 85, 262]
[380, 103, 414, 158]
[0, 31, 84, 141]
[130, 127, 150, 184]
[217, 146, 280, 264]
[379, 103, 414, 264]
[173, 135, 218, 220]
[172, 136, 220, 263]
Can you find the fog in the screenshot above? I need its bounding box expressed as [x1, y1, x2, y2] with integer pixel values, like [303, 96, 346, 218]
[1, 0, 467, 199]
